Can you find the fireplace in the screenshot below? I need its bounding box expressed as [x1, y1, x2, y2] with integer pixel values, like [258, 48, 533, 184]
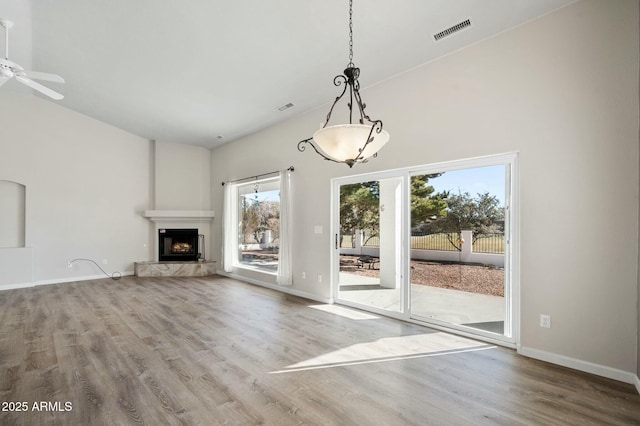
[159, 228, 199, 261]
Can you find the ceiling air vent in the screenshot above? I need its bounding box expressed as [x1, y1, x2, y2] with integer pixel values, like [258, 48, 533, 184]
[278, 102, 294, 112]
[433, 18, 471, 41]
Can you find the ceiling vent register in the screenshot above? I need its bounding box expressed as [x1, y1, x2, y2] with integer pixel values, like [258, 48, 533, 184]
[433, 19, 472, 41]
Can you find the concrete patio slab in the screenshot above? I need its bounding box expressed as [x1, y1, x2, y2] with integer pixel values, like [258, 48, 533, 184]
[338, 272, 505, 331]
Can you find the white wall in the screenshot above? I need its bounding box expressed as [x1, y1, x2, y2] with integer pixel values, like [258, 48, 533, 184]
[0, 92, 153, 285]
[211, 0, 639, 376]
[154, 140, 211, 210]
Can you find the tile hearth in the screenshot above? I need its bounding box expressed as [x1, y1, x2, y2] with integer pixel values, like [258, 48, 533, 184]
[134, 261, 216, 278]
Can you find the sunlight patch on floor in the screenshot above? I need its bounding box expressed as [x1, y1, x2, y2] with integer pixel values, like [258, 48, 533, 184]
[271, 332, 495, 374]
[308, 304, 380, 320]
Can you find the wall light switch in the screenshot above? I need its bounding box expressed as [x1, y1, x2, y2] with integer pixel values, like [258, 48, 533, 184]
[314, 226, 323, 234]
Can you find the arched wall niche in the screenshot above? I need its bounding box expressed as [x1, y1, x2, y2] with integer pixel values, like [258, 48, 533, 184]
[0, 180, 26, 248]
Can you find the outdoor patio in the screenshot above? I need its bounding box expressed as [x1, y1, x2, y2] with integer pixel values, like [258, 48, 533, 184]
[339, 271, 505, 334]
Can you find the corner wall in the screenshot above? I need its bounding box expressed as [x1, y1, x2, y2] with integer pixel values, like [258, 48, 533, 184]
[211, 0, 640, 377]
[154, 140, 211, 211]
[0, 92, 153, 284]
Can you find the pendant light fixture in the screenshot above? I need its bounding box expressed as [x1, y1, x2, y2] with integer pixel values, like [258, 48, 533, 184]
[297, 0, 389, 168]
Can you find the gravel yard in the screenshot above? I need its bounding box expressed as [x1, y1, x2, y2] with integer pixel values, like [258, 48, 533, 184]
[340, 255, 504, 297]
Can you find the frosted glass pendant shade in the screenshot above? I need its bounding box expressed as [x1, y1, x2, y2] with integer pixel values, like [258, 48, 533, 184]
[312, 124, 390, 163]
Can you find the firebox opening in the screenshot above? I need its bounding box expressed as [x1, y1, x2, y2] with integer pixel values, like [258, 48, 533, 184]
[159, 228, 199, 262]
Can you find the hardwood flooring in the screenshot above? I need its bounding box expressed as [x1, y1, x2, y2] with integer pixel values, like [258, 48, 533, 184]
[0, 275, 638, 425]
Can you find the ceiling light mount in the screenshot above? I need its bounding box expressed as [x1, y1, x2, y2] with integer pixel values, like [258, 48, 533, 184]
[297, 0, 389, 168]
[0, 19, 14, 31]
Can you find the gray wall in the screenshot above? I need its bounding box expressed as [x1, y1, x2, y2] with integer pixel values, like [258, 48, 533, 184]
[211, 0, 640, 375]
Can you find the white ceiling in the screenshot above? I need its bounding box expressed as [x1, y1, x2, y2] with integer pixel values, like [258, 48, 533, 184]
[3, 0, 576, 149]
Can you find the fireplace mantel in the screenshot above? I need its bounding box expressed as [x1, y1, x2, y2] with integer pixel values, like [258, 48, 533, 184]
[142, 210, 215, 223]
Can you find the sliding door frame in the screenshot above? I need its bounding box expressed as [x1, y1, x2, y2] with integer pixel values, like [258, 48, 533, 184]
[331, 152, 519, 348]
[405, 153, 519, 347]
[331, 168, 411, 319]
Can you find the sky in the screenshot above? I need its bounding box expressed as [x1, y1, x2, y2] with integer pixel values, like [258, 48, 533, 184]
[426, 164, 506, 205]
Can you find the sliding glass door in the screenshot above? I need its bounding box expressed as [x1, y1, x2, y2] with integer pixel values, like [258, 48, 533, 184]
[333, 154, 517, 345]
[334, 176, 404, 315]
[408, 164, 512, 340]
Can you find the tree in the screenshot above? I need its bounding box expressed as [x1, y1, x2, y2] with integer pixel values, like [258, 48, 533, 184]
[241, 197, 280, 244]
[410, 174, 448, 231]
[425, 191, 504, 250]
[340, 183, 379, 245]
[241, 198, 260, 243]
[340, 175, 449, 246]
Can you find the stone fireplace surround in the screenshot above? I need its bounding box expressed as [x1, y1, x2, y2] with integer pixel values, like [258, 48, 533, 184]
[135, 210, 215, 277]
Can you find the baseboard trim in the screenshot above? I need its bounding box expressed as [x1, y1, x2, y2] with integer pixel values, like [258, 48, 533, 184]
[35, 272, 134, 286]
[635, 374, 640, 395]
[519, 346, 638, 387]
[0, 272, 135, 291]
[0, 281, 34, 291]
[216, 270, 333, 304]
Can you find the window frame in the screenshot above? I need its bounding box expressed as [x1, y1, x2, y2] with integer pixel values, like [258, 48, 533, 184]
[331, 152, 519, 348]
[230, 176, 281, 275]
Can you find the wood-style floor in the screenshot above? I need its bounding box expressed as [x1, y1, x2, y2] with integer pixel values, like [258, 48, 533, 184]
[0, 275, 639, 425]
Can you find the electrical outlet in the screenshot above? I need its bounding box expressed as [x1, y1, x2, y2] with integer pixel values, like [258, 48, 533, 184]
[102, 259, 108, 265]
[540, 314, 551, 328]
[301, 272, 306, 279]
[317, 274, 322, 283]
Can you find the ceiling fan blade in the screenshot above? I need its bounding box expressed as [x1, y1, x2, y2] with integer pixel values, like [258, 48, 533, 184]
[0, 57, 21, 69]
[15, 75, 64, 100]
[0, 75, 9, 87]
[24, 71, 65, 83]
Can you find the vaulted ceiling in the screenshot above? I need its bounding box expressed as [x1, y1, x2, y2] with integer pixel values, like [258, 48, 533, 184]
[3, 0, 576, 149]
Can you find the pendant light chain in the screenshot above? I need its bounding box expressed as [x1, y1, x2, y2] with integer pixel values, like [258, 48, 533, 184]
[297, 0, 389, 168]
[348, 0, 354, 68]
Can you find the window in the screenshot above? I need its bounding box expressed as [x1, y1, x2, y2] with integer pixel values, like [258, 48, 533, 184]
[223, 169, 292, 283]
[234, 177, 281, 273]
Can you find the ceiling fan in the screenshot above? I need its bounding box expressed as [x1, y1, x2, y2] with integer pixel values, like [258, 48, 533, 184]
[0, 19, 64, 100]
